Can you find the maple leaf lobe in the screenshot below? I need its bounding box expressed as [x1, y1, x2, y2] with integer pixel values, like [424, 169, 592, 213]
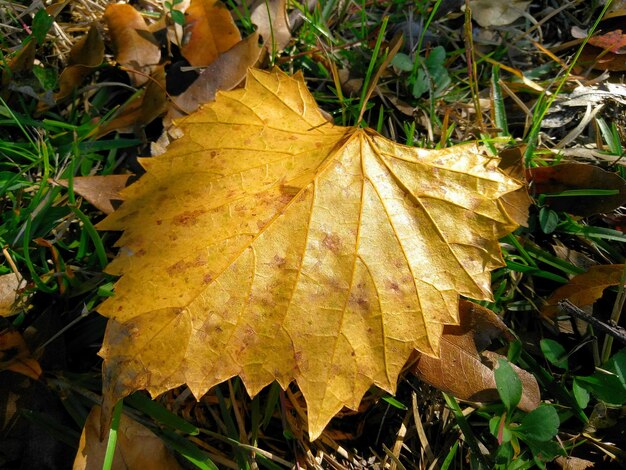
[97, 68, 523, 439]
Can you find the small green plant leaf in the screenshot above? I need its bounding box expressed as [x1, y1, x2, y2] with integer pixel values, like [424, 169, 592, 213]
[489, 414, 512, 443]
[515, 405, 560, 442]
[425, 46, 447, 73]
[576, 349, 626, 404]
[539, 207, 559, 234]
[33, 65, 57, 91]
[572, 378, 590, 409]
[495, 358, 523, 411]
[525, 437, 565, 467]
[411, 69, 428, 97]
[391, 53, 414, 72]
[540, 339, 568, 370]
[32, 9, 54, 45]
[494, 441, 514, 466]
[170, 9, 185, 25]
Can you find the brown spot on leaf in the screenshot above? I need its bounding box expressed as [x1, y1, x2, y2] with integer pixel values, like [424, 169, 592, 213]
[257, 218, 271, 230]
[351, 294, 369, 310]
[167, 260, 186, 276]
[385, 280, 401, 293]
[322, 233, 342, 254]
[273, 255, 286, 268]
[173, 209, 205, 226]
[194, 254, 208, 266]
[203, 273, 213, 284]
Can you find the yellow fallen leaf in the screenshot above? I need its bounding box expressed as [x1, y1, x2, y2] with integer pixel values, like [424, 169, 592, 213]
[97, 68, 523, 439]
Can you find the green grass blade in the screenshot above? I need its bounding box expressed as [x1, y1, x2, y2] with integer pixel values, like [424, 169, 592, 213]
[102, 399, 124, 470]
[124, 392, 199, 435]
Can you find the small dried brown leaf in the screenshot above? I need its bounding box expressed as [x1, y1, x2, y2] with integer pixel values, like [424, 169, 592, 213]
[170, 31, 261, 116]
[542, 264, 625, 319]
[469, 0, 531, 27]
[1, 40, 36, 96]
[73, 405, 182, 470]
[589, 29, 626, 54]
[250, 0, 291, 52]
[0, 328, 42, 381]
[95, 66, 168, 138]
[577, 43, 626, 71]
[104, 4, 161, 86]
[57, 175, 131, 215]
[181, 0, 241, 67]
[412, 301, 540, 412]
[554, 456, 595, 470]
[54, 24, 104, 103]
[527, 163, 626, 216]
[0, 274, 20, 317]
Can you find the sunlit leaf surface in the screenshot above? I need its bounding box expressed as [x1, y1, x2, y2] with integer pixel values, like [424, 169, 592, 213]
[98, 68, 522, 438]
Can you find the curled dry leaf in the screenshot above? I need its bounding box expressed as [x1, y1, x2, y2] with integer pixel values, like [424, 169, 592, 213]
[412, 300, 540, 412]
[589, 29, 626, 54]
[95, 66, 168, 138]
[57, 175, 131, 215]
[73, 405, 181, 470]
[104, 3, 161, 86]
[542, 264, 625, 319]
[250, 0, 291, 52]
[469, 0, 531, 27]
[0, 274, 21, 317]
[181, 0, 241, 67]
[0, 40, 36, 98]
[554, 456, 595, 470]
[0, 328, 42, 381]
[170, 31, 262, 117]
[528, 163, 626, 217]
[575, 16, 626, 71]
[97, 68, 523, 439]
[54, 24, 104, 103]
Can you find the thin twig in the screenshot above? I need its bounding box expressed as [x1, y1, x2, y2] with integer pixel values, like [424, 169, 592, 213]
[558, 299, 626, 345]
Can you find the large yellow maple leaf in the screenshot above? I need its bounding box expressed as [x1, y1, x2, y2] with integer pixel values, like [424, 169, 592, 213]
[97, 68, 522, 439]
